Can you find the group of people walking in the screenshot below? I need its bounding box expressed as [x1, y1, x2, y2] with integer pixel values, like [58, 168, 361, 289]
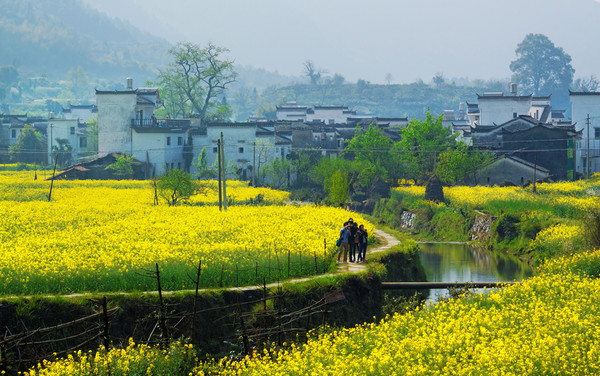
[337, 218, 368, 264]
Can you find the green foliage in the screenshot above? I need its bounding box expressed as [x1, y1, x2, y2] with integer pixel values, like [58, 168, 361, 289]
[157, 169, 195, 206]
[395, 111, 457, 184]
[436, 143, 493, 185]
[311, 157, 354, 193]
[153, 42, 236, 122]
[326, 169, 350, 205]
[510, 33, 574, 106]
[193, 147, 217, 179]
[105, 154, 136, 178]
[344, 123, 395, 186]
[264, 158, 292, 189]
[289, 149, 321, 188]
[584, 206, 600, 250]
[9, 124, 45, 164]
[493, 214, 521, 242]
[85, 116, 98, 154]
[51, 138, 73, 166]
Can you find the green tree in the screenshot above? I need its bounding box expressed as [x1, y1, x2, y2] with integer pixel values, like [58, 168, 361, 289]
[51, 138, 73, 166]
[395, 111, 457, 184]
[327, 169, 350, 205]
[344, 123, 394, 187]
[510, 34, 574, 96]
[311, 157, 355, 193]
[9, 124, 45, 164]
[193, 147, 217, 179]
[289, 149, 321, 187]
[105, 154, 136, 178]
[154, 42, 237, 123]
[86, 116, 98, 154]
[435, 144, 493, 185]
[158, 169, 195, 206]
[264, 158, 292, 189]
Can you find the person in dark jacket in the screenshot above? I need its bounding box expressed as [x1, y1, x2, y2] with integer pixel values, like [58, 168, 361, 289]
[357, 224, 368, 262]
[348, 220, 358, 262]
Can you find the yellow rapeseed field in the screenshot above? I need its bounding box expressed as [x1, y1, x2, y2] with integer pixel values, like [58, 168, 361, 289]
[27, 251, 600, 375]
[0, 172, 373, 294]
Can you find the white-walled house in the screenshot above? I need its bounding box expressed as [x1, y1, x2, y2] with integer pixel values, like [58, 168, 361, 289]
[190, 122, 291, 182]
[46, 118, 91, 164]
[132, 128, 187, 176]
[477, 93, 538, 126]
[275, 102, 356, 124]
[306, 106, 356, 124]
[62, 103, 97, 122]
[570, 91, 600, 174]
[96, 79, 191, 177]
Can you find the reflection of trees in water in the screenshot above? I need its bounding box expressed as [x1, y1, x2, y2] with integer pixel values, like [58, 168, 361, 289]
[418, 243, 533, 283]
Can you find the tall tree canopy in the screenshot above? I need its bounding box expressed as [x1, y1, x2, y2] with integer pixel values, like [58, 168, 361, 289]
[344, 123, 395, 187]
[154, 42, 236, 123]
[510, 34, 574, 97]
[395, 111, 457, 184]
[9, 124, 45, 164]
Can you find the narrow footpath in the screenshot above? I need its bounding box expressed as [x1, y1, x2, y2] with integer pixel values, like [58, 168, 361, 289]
[231, 228, 401, 291]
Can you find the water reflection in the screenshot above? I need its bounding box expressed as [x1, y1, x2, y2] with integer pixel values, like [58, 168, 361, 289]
[418, 242, 534, 301]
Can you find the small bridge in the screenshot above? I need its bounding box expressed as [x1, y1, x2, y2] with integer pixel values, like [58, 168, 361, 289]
[381, 281, 519, 290]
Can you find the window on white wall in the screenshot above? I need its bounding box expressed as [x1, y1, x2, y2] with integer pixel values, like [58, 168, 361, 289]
[167, 136, 171, 146]
[177, 137, 183, 145]
[70, 127, 75, 135]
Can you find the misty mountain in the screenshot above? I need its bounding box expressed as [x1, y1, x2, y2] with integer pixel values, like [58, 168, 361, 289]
[0, 0, 171, 81]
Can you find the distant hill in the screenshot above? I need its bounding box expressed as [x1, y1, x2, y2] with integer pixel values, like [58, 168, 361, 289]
[0, 0, 171, 82]
[229, 80, 516, 121]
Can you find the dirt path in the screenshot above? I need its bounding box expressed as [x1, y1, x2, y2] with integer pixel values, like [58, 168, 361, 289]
[4, 229, 401, 299]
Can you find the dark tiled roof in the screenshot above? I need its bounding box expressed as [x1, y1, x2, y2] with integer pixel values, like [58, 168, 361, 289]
[95, 89, 136, 95]
[477, 94, 533, 101]
[505, 155, 550, 173]
[136, 96, 155, 105]
[275, 135, 292, 145]
[569, 90, 600, 96]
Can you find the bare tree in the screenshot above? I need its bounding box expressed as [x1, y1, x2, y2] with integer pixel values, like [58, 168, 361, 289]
[572, 75, 599, 92]
[155, 42, 237, 123]
[303, 60, 327, 85]
[385, 73, 393, 85]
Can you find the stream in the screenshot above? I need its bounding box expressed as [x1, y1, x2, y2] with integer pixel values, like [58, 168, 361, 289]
[418, 242, 534, 302]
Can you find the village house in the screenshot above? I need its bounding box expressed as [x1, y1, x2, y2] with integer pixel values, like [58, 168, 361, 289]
[46, 117, 92, 164]
[275, 102, 356, 124]
[569, 91, 600, 175]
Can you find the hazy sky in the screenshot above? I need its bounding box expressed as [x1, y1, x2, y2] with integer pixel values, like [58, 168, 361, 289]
[83, 0, 600, 84]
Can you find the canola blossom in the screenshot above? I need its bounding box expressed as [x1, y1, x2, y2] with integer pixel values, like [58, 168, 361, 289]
[394, 180, 600, 216]
[28, 252, 600, 375]
[206, 271, 600, 375]
[24, 339, 196, 376]
[0, 173, 373, 294]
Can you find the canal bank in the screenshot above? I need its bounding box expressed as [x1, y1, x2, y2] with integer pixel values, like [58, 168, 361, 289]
[417, 242, 533, 301]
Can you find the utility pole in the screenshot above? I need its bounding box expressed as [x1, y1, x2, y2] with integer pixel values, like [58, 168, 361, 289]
[587, 113, 591, 179]
[220, 132, 227, 211]
[217, 139, 222, 211]
[252, 141, 256, 186]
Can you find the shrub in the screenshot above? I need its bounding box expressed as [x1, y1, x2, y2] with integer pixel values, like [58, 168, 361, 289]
[494, 214, 520, 242]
